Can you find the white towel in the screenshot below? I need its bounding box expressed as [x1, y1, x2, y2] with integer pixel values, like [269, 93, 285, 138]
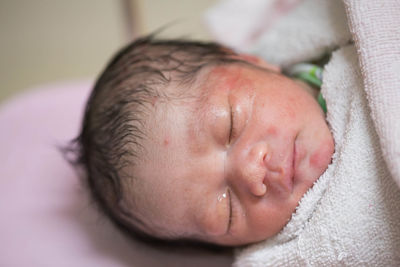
[234, 45, 400, 266]
[205, 0, 351, 67]
[206, 0, 400, 265]
[344, 0, 400, 189]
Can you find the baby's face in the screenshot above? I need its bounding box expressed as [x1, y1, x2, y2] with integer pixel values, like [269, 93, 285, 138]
[131, 62, 334, 246]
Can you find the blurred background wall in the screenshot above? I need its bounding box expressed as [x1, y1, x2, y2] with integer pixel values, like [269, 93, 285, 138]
[0, 0, 218, 104]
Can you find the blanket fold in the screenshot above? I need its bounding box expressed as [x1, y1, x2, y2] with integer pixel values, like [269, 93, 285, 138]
[234, 44, 400, 267]
[343, 0, 400, 188]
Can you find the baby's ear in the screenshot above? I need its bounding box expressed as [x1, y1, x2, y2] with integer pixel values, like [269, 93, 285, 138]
[236, 53, 281, 73]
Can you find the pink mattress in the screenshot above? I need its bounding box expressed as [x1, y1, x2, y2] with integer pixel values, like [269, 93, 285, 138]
[0, 81, 233, 267]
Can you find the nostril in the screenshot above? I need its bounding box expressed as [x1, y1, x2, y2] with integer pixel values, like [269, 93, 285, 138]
[250, 142, 270, 165]
[263, 151, 271, 164]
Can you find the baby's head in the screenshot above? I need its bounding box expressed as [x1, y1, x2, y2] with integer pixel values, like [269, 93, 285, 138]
[75, 36, 334, 247]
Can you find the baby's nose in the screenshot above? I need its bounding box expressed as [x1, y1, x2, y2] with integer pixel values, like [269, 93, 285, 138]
[230, 142, 269, 197]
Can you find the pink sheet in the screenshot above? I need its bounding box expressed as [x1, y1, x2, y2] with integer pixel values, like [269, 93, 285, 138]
[0, 81, 232, 267]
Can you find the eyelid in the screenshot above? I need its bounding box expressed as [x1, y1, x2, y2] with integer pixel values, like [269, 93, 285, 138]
[229, 102, 239, 144]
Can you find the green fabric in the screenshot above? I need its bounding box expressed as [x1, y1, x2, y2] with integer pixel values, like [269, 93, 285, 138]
[318, 91, 327, 113]
[295, 72, 322, 88]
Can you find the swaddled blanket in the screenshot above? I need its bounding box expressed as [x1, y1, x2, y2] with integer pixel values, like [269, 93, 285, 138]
[206, 0, 400, 265]
[235, 44, 400, 266]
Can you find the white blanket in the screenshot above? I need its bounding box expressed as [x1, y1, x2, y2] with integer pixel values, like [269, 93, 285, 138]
[205, 0, 400, 265]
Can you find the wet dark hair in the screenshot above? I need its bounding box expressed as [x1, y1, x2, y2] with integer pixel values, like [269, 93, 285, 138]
[69, 35, 245, 249]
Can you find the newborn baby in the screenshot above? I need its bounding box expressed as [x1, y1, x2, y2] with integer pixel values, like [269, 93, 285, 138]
[73, 36, 334, 247]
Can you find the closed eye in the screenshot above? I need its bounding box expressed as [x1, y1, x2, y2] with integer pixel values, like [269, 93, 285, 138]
[228, 105, 237, 143]
[227, 189, 233, 233]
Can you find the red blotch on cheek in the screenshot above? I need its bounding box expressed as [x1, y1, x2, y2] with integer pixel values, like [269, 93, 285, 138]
[163, 137, 170, 147]
[267, 126, 278, 136]
[309, 140, 335, 169]
[309, 151, 323, 168]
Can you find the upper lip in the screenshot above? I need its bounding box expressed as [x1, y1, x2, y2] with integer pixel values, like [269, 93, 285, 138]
[283, 143, 296, 192]
[264, 143, 295, 193]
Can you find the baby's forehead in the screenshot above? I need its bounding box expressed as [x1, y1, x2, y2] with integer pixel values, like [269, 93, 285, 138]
[190, 64, 249, 100]
[142, 63, 260, 148]
[194, 63, 263, 107]
[150, 63, 259, 132]
[147, 64, 250, 147]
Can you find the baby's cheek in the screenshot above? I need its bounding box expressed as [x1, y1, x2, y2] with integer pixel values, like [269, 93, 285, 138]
[285, 96, 300, 119]
[309, 137, 335, 171]
[196, 207, 227, 237]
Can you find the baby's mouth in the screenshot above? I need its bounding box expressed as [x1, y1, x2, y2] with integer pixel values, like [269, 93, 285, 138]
[291, 138, 297, 190]
[266, 136, 298, 194]
[264, 149, 295, 194]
